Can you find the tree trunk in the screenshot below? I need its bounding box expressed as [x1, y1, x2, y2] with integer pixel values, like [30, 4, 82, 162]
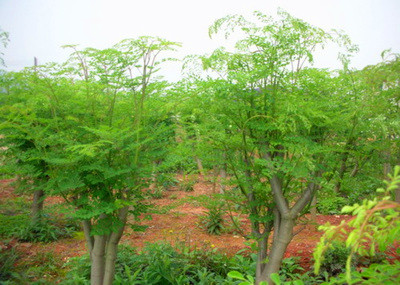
[258, 218, 294, 284]
[103, 206, 129, 285]
[255, 236, 269, 282]
[90, 235, 106, 285]
[310, 195, 317, 224]
[149, 161, 158, 190]
[395, 186, 400, 203]
[195, 156, 205, 177]
[334, 153, 348, 194]
[86, 206, 129, 285]
[31, 189, 45, 225]
[219, 165, 227, 193]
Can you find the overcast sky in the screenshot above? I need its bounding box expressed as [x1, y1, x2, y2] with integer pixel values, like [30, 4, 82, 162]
[1, 0, 399, 81]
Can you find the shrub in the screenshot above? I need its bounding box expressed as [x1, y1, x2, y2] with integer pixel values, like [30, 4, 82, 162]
[148, 186, 165, 199]
[0, 242, 20, 282]
[156, 173, 179, 189]
[8, 214, 79, 243]
[0, 214, 29, 237]
[316, 241, 357, 277]
[317, 196, 347, 215]
[179, 179, 196, 192]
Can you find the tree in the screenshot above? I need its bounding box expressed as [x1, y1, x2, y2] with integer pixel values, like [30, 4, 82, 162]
[185, 10, 358, 284]
[1, 36, 180, 285]
[49, 37, 179, 285]
[0, 66, 66, 225]
[0, 27, 9, 67]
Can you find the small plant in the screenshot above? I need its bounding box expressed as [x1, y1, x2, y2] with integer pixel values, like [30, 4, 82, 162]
[12, 219, 61, 243]
[200, 207, 225, 235]
[179, 179, 196, 192]
[326, 260, 400, 285]
[169, 193, 178, 200]
[279, 257, 303, 281]
[228, 271, 267, 285]
[149, 186, 165, 199]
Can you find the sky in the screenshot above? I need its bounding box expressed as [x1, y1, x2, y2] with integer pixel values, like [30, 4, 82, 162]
[1, 0, 399, 81]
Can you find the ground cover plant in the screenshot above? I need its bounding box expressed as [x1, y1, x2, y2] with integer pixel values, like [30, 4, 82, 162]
[0, 9, 399, 285]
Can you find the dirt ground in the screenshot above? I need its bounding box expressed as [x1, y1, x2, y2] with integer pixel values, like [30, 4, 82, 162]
[0, 177, 395, 273]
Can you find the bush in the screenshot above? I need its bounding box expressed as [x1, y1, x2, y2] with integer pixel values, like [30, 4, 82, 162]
[317, 241, 357, 277]
[325, 261, 400, 285]
[317, 196, 347, 215]
[179, 179, 196, 192]
[12, 219, 62, 243]
[156, 173, 179, 189]
[5, 214, 80, 243]
[0, 242, 20, 282]
[0, 214, 29, 237]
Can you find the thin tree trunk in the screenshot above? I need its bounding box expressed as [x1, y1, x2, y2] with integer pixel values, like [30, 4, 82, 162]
[334, 153, 348, 194]
[255, 236, 269, 282]
[149, 161, 157, 190]
[219, 167, 227, 194]
[258, 219, 294, 284]
[350, 161, 359, 177]
[103, 206, 129, 285]
[82, 220, 94, 253]
[31, 189, 45, 225]
[195, 156, 205, 177]
[90, 235, 106, 285]
[395, 187, 400, 203]
[310, 195, 317, 223]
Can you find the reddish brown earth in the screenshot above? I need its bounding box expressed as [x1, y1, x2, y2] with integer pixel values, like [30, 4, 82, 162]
[0, 176, 390, 273]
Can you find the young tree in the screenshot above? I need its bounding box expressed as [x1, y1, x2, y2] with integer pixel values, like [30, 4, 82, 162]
[47, 37, 180, 285]
[1, 37, 180, 285]
[0, 67, 67, 225]
[187, 10, 358, 283]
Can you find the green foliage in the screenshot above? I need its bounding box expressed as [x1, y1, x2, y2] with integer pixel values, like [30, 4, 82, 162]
[63, 242, 307, 284]
[11, 217, 72, 243]
[314, 166, 400, 284]
[1, 248, 65, 285]
[0, 210, 79, 243]
[190, 194, 227, 235]
[322, 261, 400, 285]
[279, 257, 304, 281]
[317, 195, 347, 215]
[316, 241, 356, 277]
[156, 173, 179, 189]
[148, 186, 165, 199]
[0, 242, 20, 282]
[200, 207, 225, 235]
[178, 176, 197, 192]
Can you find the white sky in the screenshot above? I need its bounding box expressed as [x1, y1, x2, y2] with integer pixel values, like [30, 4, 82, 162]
[1, 0, 399, 81]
